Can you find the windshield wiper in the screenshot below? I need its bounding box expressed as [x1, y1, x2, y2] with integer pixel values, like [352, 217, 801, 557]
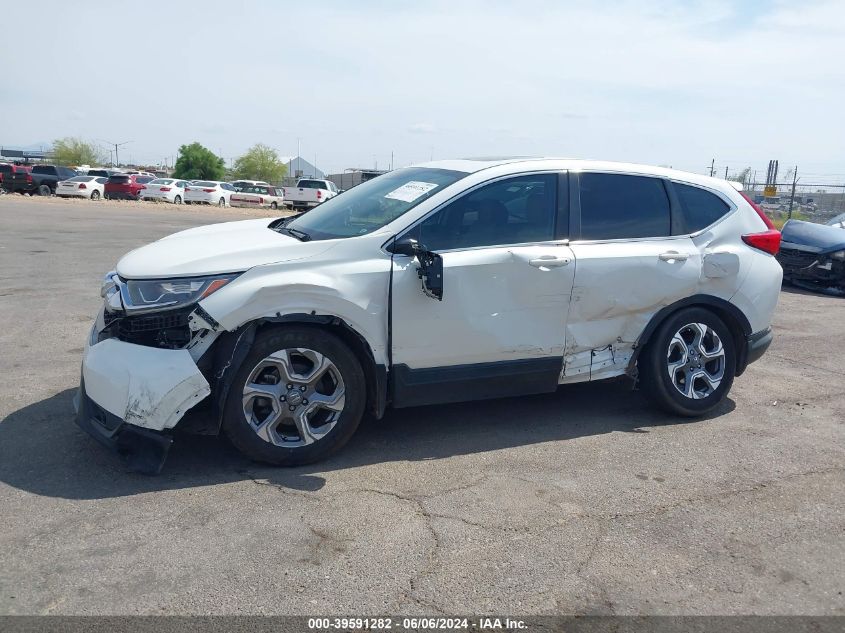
[276, 226, 311, 242]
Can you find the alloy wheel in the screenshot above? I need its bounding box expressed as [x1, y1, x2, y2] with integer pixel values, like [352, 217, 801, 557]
[242, 347, 346, 447]
[666, 322, 726, 399]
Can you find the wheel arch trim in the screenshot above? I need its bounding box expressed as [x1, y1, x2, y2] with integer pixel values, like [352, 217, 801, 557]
[628, 294, 752, 377]
[208, 313, 387, 436]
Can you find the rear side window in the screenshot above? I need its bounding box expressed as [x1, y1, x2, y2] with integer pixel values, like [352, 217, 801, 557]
[674, 182, 731, 234]
[578, 173, 670, 240]
[33, 166, 56, 175]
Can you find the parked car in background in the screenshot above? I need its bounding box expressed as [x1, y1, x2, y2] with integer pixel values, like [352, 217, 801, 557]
[76, 158, 782, 473]
[0, 163, 32, 191]
[229, 184, 285, 209]
[104, 174, 154, 200]
[142, 178, 189, 204]
[281, 178, 339, 210]
[88, 168, 119, 178]
[56, 175, 108, 200]
[232, 180, 270, 191]
[184, 181, 236, 206]
[4, 164, 78, 195]
[777, 217, 845, 291]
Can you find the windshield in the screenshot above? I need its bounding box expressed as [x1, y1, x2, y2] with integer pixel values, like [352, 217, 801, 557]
[286, 167, 466, 240]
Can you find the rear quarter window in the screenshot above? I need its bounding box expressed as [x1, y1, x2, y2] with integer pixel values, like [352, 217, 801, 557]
[673, 182, 731, 234]
[578, 173, 671, 240]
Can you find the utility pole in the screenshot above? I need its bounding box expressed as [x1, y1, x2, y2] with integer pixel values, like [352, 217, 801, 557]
[788, 166, 799, 220]
[709, 158, 715, 177]
[724, 166, 729, 180]
[100, 140, 131, 168]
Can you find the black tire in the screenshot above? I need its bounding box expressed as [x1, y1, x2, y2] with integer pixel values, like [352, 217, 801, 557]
[639, 307, 736, 417]
[37, 184, 52, 196]
[174, 195, 182, 205]
[270, 201, 278, 210]
[90, 190, 101, 200]
[184, 200, 191, 205]
[222, 326, 366, 466]
[218, 197, 226, 207]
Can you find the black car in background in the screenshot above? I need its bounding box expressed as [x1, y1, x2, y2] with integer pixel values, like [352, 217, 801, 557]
[777, 214, 845, 292]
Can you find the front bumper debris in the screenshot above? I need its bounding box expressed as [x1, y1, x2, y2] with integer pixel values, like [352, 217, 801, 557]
[75, 336, 212, 473]
[74, 380, 173, 474]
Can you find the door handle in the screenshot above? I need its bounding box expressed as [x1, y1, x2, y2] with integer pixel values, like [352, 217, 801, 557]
[528, 255, 571, 268]
[658, 251, 689, 262]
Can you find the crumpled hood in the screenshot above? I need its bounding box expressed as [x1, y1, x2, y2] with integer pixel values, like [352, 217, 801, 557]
[116, 218, 333, 279]
[781, 219, 845, 254]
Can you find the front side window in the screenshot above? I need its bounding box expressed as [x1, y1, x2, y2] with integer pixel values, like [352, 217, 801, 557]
[286, 167, 466, 240]
[417, 174, 558, 251]
[578, 173, 670, 240]
[674, 182, 731, 234]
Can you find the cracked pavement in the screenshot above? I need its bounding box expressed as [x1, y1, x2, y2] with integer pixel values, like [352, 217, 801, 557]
[0, 197, 843, 615]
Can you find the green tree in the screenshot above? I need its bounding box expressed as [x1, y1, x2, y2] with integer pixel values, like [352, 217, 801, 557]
[172, 142, 225, 180]
[52, 137, 105, 166]
[232, 144, 288, 183]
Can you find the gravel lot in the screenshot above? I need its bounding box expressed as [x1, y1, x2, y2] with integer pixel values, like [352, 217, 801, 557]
[0, 196, 842, 616]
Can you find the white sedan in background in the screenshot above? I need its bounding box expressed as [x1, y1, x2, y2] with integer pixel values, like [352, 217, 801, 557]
[142, 178, 189, 204]
[229, 184, 285, 209]
[184, 181, 236, 206]
[55, 176, 108, 200]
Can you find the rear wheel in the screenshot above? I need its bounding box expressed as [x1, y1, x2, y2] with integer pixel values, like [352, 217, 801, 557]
[222, 327, 366, 466]
[270, 201, 278, 210]
[174, 195, 182, 205]
[640, 307, 736, 417]
[37, 184, 51, 196]
[90, 190, 101, 200]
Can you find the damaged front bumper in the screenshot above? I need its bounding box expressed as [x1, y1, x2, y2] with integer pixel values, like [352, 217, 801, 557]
[777, 246, 845, 290]
[74, 336, 211, 474]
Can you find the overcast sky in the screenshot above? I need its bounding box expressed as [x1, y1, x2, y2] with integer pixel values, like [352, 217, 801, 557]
[2, 0, 843, 181]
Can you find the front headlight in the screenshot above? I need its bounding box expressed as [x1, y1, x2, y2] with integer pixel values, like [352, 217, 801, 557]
[831, 250, 845, 261]
[121, 273, 240, 313]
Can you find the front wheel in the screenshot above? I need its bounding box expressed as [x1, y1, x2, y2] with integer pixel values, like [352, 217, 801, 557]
[174, 195, 182, 205]
[639, 307, 736, 417]
[218, 197, 226, 207]
[90, 190, 101, 200]
[270, 201, 278, 210]
[222, 327, 366, 466]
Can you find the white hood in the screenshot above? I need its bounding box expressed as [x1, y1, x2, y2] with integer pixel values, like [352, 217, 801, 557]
[116, 218, 333, 279]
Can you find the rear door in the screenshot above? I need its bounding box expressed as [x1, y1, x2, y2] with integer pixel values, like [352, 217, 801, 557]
[564, 172, 701, 380]
[390, 172, 575, 407]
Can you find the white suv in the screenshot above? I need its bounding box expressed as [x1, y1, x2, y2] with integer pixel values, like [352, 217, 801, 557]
[75, 158, 782, 473]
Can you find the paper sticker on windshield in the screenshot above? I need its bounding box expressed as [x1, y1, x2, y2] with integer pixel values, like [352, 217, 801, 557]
[384, 181, 439, 203]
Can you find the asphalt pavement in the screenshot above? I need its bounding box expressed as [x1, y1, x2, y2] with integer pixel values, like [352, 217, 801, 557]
[0, 196, 842, 615]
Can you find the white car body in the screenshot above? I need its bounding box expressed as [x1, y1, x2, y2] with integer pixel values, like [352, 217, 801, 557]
[76, 158, 783, 473]
[229, 185, 285, 209]
[56, 175, 108, 199]
[281, 178, 339, 209]
[184, 181, 235, 206]
[142, 178, 189, 204]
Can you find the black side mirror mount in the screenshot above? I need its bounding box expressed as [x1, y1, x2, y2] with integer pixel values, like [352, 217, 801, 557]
[388, 236, 443, 301]
[388, 235, 420, 257]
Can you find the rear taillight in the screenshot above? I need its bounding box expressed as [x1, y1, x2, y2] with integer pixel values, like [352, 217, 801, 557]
[203, 188, 215, 193]
[742, 230, 781, 255]
[26, 174, 32, 183]
[160, 187, 171, 191]
[185, 187, 191, 191]
[258, 197, 264, 204]
[317, 190, 322, 199]
[78, 183, 87, 189]
[739, 192, 780, 255]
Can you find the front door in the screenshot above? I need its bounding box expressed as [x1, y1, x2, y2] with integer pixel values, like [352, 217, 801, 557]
[390, 172, 576, 407]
